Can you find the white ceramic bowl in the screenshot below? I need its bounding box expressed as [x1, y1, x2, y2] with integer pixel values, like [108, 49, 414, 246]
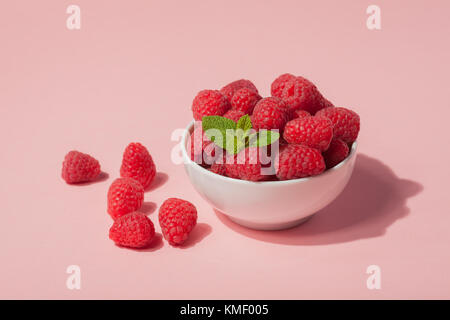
[181, 121, 358, 230]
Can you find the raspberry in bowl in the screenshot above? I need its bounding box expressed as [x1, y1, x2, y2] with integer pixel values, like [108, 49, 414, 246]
[182, 75, 359, 230]
[181, 120, 358, 230]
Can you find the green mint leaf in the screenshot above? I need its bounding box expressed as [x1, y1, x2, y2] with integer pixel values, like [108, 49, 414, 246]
[249, 130, 280, 147]
[202, 116, 237, 149]
[236, 114, 252, 132]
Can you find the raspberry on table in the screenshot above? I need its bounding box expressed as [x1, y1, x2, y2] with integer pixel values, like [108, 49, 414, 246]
[109, 212, 155, 248]
[251, 97, 290, 131]
[315, 107, 360, 143]
[188, 122, 219, 166]
[158, 198, 198, 246]
[192, 90, 231, 121]
[271, 73, 296, 98]
[223, 109, 246, 123]
[230, 87, 262, 114]
[107, 177, 144, 220]
[283, 116, 333, 151]
[322, 138, 349, 169]
[276, 144, 325, 180]
[220, 79, 258, 102]
[120, 142, 156, 189]
[61, 150, 101, 184]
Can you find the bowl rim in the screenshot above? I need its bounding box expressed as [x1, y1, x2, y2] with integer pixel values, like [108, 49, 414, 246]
[181, 120, 358, 186]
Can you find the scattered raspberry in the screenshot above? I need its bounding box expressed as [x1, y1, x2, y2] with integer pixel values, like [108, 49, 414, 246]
[276, 144, 325, 180]
[158, 198, 197, 246]
[107, 177, 144, 219]
[223, 109, 246, 123]
[315, 107, 360, 143]
[271, 73, 296, 98]
[322, 139, 349, 169]
[189, 123, 217, 165]
[225, 147, 270, 181]
[220, 79, 258, 102]
[317, 97, 334, 110]
[279, 76, 324, 114]
[252, 97, 290, 131]
[293, 109, 311, 119]
[192, 90, 231, 121]
[61, 150, 101, 184]
[283, 116, 333, 151]
[230, 87, 262, 114]
[109, 212, 155, 248]
[120, 142, 156, 189]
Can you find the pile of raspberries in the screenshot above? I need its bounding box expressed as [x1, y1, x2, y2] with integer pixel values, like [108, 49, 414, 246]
[61, 144, 197, 249]
[190, 74, 360, 181]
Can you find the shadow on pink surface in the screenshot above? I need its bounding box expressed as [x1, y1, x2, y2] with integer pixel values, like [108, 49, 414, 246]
[140, 201, 157, 215]
[179, 223, 212, 249]
[145, 172, 169, 192]
[215, 154, 423, 245]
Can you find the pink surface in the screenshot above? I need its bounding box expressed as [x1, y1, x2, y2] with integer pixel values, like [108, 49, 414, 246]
[1, 0, 449, 299]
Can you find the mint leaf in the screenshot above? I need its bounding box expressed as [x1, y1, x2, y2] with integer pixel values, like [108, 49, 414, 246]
[202, 116, 236, 149]
[236, 114, 252, 132]
[249, 130, 280, 147]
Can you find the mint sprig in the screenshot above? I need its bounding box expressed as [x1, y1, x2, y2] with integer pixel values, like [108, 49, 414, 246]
[201, 115, 280, 154]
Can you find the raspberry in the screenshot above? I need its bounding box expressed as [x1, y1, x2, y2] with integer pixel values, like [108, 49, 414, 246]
[61, 150, 101, 184]
[223, 109, 245, 123]
[109, 212, 155, 248]
[315, 107, 360, 143]
[293, 109, 311, 119]
[252, 97, 290, 131]
[220, 79, 258, 102]
[225, 147, 270, 181]
[276, 144, 325, 180]
[192, 90, 231, 121]
[283, 116, 333, 151]
[209, 162, 226, 176]
[271, 73, 296, 98]
[280, 76, 324, 114]
[188, 123, 217, 165]
[322, 139, 349, 169]
[120, 142, 156, 189]
[107, 177, 144, 219]
[230, 87, 262, 114]
[158, 198, 197, 246]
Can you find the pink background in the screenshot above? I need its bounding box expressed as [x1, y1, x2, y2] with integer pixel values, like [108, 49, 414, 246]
[1, 0, 449, 299]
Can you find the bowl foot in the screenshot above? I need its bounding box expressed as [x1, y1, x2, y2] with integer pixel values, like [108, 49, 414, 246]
[226, 214, 314, 231]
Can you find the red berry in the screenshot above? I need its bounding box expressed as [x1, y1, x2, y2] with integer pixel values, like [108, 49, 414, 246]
[61, 150, 101, 184]
[315, 107, 360, 143]
[109, 212, 155, 248]
[283, 116, 333, 151]
[107, 177, 144, 219]
[209, 162, 227, 176]
[252, 97, 290, 131]
[230, 87, 262, 114]
[120, 142, 156, 189]
[271, 73, 296, 98]
[225, 147, 271, 181]
[220, 79, 258, 102]
[188, 122, 218, 165]
[192, 90, 231, 121]
[280, 76, 324, 114]
[293, 109, 311, 119]
[322, 139, 349, 169]
[276, 144, 325, 180]
[223, 109, 246, 123]
[159, 198, 197, 246]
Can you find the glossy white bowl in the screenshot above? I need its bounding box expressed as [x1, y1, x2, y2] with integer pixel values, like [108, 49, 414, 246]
[181, 121, 358, 230]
